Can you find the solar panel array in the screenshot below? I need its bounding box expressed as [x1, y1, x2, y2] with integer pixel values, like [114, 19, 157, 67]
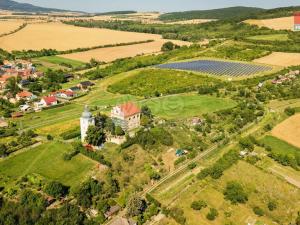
[156, 60, 272, 77]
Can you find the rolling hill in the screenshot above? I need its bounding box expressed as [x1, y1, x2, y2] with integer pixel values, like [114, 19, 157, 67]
[0, 0, 70, 12]
[159, 6, 265, 21]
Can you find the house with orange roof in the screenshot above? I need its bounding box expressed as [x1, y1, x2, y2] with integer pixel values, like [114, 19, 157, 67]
[111, 102, 141, 131]
[16, 91, 36, 101]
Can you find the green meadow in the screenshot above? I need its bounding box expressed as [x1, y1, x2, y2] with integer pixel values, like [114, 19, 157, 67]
[139, 94, 237, 119]
[262, 135, 300, 156]
[0, 141, 96, 188]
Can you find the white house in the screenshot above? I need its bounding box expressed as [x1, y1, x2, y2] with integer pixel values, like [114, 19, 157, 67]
[80, 105, 95, 143]
[111, 102, 141, 131]
[34, 96, 58, 110]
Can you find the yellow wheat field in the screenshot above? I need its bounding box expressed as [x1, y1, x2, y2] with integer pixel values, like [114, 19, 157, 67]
[60, 39, 190, 62]
[245, 16, 294, 31]
[272, 114, 300, 149]
[0, 22, 164, 51]
[0, 20, 23, 36]
[253, 52, 300, 67]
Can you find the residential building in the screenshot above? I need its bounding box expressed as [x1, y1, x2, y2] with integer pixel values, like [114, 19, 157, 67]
[16, 91, 36, 101]
[80, 105, 95, 143]
[77, 81, 95, 90]
[111, 102, 141, 131]
[35, 96, 58, 110]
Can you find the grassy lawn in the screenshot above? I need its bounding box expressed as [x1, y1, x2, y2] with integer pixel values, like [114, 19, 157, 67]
[139, 94, 237, 119]
[37, 55, 86, 68]
[0, 141, 96, 188]
[261, 135, 300, 155]
[247, 34, 289, 42]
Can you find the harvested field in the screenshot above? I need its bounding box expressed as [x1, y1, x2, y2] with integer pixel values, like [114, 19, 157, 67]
[245, 16, 294, 31]
[271, 114, 300, 148]
[254, 52, 300, 67]
[0, 22, 163, 51]
[60, 39, 190, 63]
[0, 20, 23, 36]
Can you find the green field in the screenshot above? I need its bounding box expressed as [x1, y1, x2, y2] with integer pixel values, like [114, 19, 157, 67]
[37, 56, 86, 68]
[247, 34, 290, 42]
[108, 69, 222, 97]
[139, 94, 237, 119]
[262, 135, 300, 155]
[0, 142, 96, 188]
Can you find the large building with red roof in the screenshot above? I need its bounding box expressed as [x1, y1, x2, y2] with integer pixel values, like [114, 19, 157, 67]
[111, 102, 141, 131]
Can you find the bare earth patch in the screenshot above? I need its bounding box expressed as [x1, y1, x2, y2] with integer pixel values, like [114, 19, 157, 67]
[245, 16, 294, 31]
[0, 20, 23, 36]
[272, 114, 300, 148]
[60, 39, 190, 63]
[253, 52, 300, 67]
[0, 22, 163, 51]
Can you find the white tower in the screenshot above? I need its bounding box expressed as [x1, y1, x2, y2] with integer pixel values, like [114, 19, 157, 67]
[80, 105, 95, 143]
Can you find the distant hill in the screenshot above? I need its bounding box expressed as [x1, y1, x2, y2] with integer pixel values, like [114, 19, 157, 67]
[94, 11, 137, 16]
[0, 0, 71, 12]
[253, 6, 300, 19]
[159, 7, 265, 21]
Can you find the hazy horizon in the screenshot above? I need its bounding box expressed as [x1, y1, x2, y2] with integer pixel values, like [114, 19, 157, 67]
[15, 0, 300, 13]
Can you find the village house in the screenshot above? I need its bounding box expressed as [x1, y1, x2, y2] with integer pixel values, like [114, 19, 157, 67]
[111, 102, 141, 131]
[35, 96, 58, 110]
[50, 90, 75, 99]
[77, 81, 95, 91]
[16, 91, 36, 101]
[104, 205, 121, 219]
[68, 86, 81, 92]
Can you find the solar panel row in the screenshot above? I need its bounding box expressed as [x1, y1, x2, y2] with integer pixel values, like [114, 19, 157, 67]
[156, 60, 272, 77]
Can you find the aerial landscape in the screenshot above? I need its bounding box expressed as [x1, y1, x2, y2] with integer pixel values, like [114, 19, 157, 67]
[0, 0, 300, 224]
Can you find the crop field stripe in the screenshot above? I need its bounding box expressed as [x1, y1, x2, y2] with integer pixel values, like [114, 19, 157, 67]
[156, 59, 272, 77]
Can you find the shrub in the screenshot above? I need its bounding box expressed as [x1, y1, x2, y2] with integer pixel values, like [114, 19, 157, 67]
[267, 201, 277, 211]
[223, 181, 248, 204]
[284, 107, 295, 116]
[253, 206, 264, 216]
[206, 208, 218, 221]
[191, 200, 207, 211]
[60, 127, 81, 140]
[44, 181, 69, 198]
[188, 162, 197, 170]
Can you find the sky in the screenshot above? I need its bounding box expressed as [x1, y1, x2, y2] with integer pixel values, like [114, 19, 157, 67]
[16, 0, 300, 13]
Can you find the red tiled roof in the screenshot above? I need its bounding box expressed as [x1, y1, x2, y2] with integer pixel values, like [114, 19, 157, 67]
[43, 96, 57, 105]
[119, 102, 141, 117]
[17, 91, 33, 98]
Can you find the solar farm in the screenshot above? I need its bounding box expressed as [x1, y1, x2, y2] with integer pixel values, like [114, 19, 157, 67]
[156, 59, 273, 77]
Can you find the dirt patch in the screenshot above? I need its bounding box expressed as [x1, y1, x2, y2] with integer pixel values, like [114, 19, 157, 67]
[272, 114, 300, 148]
[60, 39, 190, 63]
[253, 52, 300, 67]
[245, 17, 294, 31]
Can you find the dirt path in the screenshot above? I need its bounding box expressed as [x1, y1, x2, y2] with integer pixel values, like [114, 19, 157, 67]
[269, 166, 300, 188]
